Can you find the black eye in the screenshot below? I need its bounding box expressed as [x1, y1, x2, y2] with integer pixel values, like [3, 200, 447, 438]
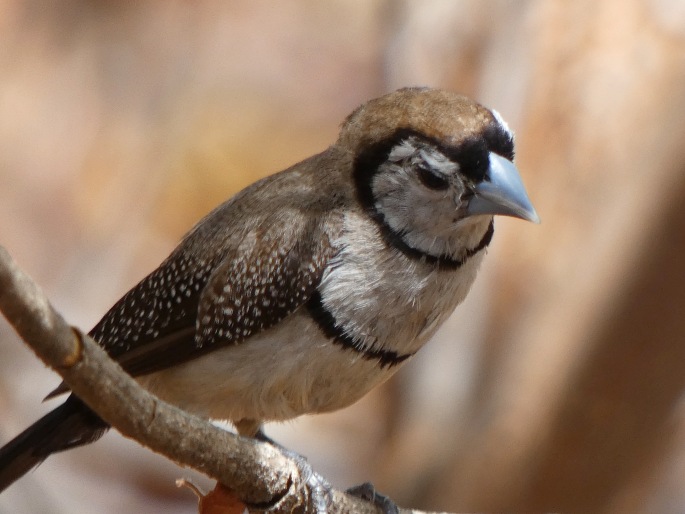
[417, 165, 449, 190]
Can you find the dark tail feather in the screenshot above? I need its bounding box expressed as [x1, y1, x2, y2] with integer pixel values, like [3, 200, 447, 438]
[0, 395, 108, 493]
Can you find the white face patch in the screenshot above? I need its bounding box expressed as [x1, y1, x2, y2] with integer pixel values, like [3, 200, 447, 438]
[418, 147, 459, 176]
[369, 135, 490, 260]
[388, 137, 459, 176]
[388, 139, 419, 162]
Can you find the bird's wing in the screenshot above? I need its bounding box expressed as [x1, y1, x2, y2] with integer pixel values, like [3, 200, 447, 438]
[46, 212, 339, 399]
[194, 219, 334, 349]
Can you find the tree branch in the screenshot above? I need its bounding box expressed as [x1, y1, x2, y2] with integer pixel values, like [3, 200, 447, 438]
[0, 246, 448, 514]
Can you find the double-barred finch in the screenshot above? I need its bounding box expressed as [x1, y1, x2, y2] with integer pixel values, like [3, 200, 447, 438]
[0, 87, 538, 495]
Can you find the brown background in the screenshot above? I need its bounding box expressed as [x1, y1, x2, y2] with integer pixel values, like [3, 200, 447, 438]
[1, 1, 685, 512]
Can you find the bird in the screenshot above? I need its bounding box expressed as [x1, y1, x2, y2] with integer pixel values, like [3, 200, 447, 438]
[0, 87, 538, 499]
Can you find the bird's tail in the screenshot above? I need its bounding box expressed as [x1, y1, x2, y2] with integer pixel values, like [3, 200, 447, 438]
[0, 395, 108, 493]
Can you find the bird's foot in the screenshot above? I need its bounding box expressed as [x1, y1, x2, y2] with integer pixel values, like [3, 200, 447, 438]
[347, 482, 400, 514]
[291, 452, 332, 514]
[254, 429, 332, 513]
[254, 430, 398, 513]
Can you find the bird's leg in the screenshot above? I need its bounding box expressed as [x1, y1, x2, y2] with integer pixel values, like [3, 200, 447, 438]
[252, 426, 332, 514]
[346, 482, 400, 514]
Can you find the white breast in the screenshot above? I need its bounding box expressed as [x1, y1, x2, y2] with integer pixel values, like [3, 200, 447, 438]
[137, 312, 394, 424]
[137, 211, 487, 427]
[319, 211, 486, 356]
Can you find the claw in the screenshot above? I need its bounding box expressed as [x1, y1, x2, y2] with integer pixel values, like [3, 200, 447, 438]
[254, 429, 332, 513]
[306, 472, 332, 514]
[254, 431, 399, 513]
[285, 451, 331, 514]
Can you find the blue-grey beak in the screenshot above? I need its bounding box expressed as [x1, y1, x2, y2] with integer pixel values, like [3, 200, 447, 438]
[466, 152, 540, 223]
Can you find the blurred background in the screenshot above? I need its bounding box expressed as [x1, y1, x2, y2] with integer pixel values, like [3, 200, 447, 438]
[1, 0, 685, 512]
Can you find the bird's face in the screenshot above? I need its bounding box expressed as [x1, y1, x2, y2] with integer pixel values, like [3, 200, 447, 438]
[370, 132, 503, 257]
[345, 88, 538, 261]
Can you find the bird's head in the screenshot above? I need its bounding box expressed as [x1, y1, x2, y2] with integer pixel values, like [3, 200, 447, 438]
[340, 87, 539, 261]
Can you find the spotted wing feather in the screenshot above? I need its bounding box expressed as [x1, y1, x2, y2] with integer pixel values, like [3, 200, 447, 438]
[196, 223, 334, 348]
[90, 252, 215, 360]
[46, 216, 337, 399]
[46, 253, 215, 398]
